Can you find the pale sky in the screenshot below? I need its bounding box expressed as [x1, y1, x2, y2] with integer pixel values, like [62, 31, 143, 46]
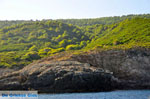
[0, 0, 150, 20]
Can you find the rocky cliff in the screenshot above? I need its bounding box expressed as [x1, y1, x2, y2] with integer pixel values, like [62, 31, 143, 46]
[0, 48, 150, 93]
[0, 61, 118, 93]
[70, 48, 150, 89]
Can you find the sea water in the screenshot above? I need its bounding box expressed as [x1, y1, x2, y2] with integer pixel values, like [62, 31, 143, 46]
[39, 90, 150, 99]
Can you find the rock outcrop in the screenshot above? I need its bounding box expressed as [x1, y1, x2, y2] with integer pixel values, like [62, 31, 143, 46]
[0, 48, 150, 93]
[0, 61, 118, 93]
[70, 48, 150, 89]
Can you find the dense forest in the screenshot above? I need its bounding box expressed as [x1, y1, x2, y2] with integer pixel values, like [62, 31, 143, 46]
[0, 20, 31, 29]
[57, 14, 150, 26]
[0, 14, 150, 68]
[1, 14, 150, 28]
[85, 18, 150, 49]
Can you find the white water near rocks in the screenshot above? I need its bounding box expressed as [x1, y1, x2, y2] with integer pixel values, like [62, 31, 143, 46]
[39, 90, 150, 99]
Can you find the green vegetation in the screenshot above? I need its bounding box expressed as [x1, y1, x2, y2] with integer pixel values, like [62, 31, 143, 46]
[0, 20, 88, 67]
[57, 14, 150, 26]
[0, 20, 30, 28]
[85, 18, 150, 49]
[0, 14, 150, 68]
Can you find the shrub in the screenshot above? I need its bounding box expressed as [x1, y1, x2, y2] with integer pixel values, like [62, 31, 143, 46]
[66, 44, 80, 50]
[48, 48, 65, 55]
[22, 51, 40, 61]
[29, 45, 38, 51]
[38, 47, 52, 56]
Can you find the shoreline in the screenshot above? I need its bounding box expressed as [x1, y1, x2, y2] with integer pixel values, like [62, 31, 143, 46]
[0, 48, 150, 94]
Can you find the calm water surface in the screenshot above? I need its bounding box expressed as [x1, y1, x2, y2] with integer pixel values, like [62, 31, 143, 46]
[39, 90, 150, 99]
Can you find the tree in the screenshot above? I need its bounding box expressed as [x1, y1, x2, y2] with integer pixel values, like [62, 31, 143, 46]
[113, 40, 122, 45]
[62, 31, 69, 38]
[45, 42, 52, 47]
[80, 41, 87, 48]
[29, 45, 38, 51]
[18, 38, 25, 43]
[22, 51, 40, 61]
[48, 48, 65, 55]
[66, 44, 80, 50]
[59, 39, 68, 47]
[38, 47, 52, 56]
[55, 27, 60, 32]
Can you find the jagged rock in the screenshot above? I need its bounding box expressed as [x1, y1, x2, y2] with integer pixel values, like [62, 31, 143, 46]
[0, 48, 150, 93]
[0, 61, 117, 93]
[71, 48, 150, 89]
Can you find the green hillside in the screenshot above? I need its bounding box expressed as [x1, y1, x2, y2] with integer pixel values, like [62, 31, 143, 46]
[0, 20, 89, 67]
[0, 20, 31, 29]
[57, 14, 150, 26]
[85, 18, 150, 49]
[0, 16, 150, 68]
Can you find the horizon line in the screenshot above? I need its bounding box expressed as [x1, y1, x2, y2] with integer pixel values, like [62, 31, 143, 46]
[0, 13, 150, 21]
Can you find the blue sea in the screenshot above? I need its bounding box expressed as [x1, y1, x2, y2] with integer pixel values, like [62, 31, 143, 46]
[39, 90, 150, 99]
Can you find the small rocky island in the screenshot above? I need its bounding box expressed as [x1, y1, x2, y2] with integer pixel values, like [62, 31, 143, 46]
[0, 48, 150, 93]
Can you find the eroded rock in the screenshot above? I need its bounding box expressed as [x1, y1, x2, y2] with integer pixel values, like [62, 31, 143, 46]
[0, 61, 117, 93]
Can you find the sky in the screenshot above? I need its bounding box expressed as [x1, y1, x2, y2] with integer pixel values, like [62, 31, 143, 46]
[0, 0, 150, 20]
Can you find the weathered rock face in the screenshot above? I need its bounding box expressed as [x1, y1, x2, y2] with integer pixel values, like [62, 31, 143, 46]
[0, 48, 150, 93]
[70, 48, 150, 89]
[0, 61, 117, 93]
